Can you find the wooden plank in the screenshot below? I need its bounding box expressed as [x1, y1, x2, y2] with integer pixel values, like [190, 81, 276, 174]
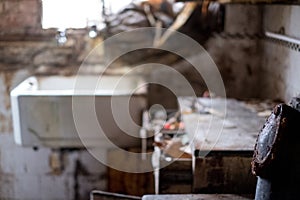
[193, 154, 256, 194]
[107, 148, 155, 196]
[159, 160, 193, 194]
[91, 190, 141, 200]
[142, 194, 251, 200]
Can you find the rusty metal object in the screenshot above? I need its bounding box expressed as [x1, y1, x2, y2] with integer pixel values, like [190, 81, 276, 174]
[289, 96, 300, 112]
[252, 103, 300, 177]
[252, 103, 300, 200]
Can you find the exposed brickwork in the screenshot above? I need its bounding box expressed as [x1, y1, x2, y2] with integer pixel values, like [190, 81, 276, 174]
[0, 0, 41, 33]
[0, 1, 107, 200]
[0, 2, 4, 14]
[0, 33, 94, 71]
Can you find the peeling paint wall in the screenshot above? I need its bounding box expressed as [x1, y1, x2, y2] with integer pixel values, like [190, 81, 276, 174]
[259, 5, 300, 102]
[0, 71, 108, 200]
[0, 0, 107, 199]
[0, 69, 30, 134]
[0, 134, 107, 200]
[206, 5, 263, 99]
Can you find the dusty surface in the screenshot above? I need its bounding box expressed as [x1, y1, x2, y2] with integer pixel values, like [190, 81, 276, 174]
[142, 194, 251, 200]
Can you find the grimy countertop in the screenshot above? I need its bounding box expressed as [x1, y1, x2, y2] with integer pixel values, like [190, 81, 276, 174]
[178, 97, 275, 152]
[142, 194, 252, 200]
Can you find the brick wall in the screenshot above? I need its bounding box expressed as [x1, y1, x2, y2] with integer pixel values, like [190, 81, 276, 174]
[0, 0, 41, 34]
[0, 1, 107, 200]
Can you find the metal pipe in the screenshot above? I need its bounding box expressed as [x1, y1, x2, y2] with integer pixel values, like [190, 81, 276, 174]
[255, 178, 272, 200]
[252, 103, 300, 200]
[265, 31, 300, 45]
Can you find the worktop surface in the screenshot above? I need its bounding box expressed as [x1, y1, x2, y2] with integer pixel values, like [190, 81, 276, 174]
[142, 194, 252, 200]
[178, 97, 274, 152]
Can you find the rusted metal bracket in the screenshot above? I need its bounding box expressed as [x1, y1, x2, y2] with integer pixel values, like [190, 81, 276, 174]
[252, 102, 300, 200]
